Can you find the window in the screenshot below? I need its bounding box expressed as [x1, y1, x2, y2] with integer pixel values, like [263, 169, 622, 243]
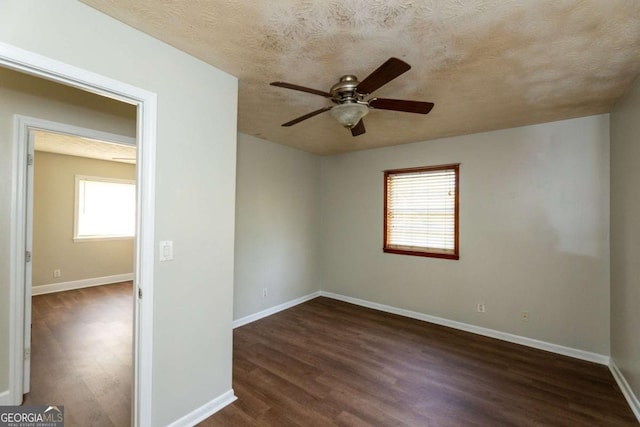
[74, 175, 136, 241]
[384, 164, 459, 259]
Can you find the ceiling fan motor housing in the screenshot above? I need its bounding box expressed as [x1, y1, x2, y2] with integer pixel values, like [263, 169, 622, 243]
[330, 75, 365, 104]
[329, 75, 369, 128]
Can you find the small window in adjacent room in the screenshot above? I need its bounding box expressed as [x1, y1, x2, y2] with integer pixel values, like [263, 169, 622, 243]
[74, 175, 136, 241]
[384, 164, 459, 259]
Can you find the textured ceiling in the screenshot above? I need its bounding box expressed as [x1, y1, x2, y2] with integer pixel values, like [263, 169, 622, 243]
[81, 0, 640, 155]
[34, 131, 136, 164]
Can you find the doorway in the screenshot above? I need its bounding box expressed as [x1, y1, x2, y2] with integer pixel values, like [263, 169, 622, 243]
[2, 42, 157, 426]
[22, 125, 137, 418]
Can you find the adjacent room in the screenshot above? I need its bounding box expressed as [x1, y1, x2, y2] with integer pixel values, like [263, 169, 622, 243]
[1, 1, 639, 426]
[28, 131, 137, 426]
[0, 66, 138, 423]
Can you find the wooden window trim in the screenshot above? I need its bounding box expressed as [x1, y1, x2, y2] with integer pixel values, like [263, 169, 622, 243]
[383, 164, 460, 260]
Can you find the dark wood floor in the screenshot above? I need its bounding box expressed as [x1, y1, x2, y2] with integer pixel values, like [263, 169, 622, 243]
[24, 282, 133, 427]
[202, 297, 638, 426]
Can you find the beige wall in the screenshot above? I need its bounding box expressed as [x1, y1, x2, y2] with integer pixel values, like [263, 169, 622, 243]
[33, 151, 135, 287]
[0, 67, 135, 395]
[234, 133, 320, 320]
[320, 115, 611, 355]
[610, 77, 640, 403]
[1, 1, 238, 425]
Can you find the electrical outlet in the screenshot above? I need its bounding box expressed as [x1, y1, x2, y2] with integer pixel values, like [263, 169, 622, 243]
[262, 288, 268, 297]
[53, 269, 61, 278]
[477, 303, 486, 313]
[521, 311, 529, 322]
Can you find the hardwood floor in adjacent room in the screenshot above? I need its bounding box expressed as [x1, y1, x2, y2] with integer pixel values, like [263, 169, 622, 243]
[23, 282, 133, 427]
[202, 297, 638, 426]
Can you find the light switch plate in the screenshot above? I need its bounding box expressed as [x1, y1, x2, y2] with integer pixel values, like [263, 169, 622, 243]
[159, 240, 173, 261]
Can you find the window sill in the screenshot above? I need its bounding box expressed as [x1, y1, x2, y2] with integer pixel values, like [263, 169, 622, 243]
[383, 247, 459, 260]
[73, 236, 135, 243]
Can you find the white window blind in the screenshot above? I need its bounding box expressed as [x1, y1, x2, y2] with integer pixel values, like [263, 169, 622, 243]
[75, 175, 136, 241]
[384, 165, 459, 258]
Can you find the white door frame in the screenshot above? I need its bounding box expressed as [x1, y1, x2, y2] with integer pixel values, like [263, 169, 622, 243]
[17, 116, 137, 394]
[22, 126, 34, 395]
[1, 41, 156, 427]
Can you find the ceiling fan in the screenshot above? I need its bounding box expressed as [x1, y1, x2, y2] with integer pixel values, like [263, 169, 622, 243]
[270, 57, 434, 137]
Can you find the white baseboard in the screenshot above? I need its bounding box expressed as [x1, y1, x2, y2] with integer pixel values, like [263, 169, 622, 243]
[233, 291, 321, 328]
[610, 360, 640, 422]
[31, 273, 134, 296]
[167, 389, 237, 427]
[0, 389, 10, 405]
[319, 291, 610, 365]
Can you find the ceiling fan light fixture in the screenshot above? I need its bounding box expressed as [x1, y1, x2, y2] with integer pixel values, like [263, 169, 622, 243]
[330, 103, 369, 129]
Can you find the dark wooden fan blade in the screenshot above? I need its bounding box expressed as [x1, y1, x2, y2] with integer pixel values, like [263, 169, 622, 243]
[270, 82, 332, 98]
[369, 98, 434, 114]
[350, 119, 366, 136]
[282, 106, 332, 127]
[356, 57, 411, 95]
